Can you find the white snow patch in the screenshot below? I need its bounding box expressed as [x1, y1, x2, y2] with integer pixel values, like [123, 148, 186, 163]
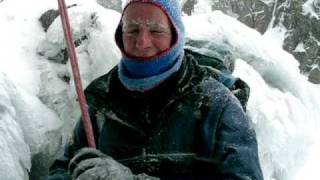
[263, 25, 288, 48]
[192, 0, 212, 15]
[293, 42, 306, 53]
[0, 1, 320, 180]
[259, 0, 276, 6]
[0, 73, 31, 180]
[302, 0, 320, 19]
[293, 141, 320, 180]
[184, 11, 320, 180]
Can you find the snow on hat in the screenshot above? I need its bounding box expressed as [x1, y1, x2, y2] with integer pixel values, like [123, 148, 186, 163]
[115, 0, 186, 92]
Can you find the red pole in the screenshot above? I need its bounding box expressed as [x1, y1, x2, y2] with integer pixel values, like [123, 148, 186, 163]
[57, 0, 96, 148]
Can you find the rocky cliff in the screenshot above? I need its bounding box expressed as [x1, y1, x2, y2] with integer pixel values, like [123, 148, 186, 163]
[183, 0, 320, 83]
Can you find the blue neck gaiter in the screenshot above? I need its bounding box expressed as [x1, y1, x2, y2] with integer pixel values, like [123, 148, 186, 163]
[115, 0, 185, 92]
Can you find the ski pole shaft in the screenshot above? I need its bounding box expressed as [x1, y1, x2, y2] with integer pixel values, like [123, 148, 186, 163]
[57, 0, 96, 148]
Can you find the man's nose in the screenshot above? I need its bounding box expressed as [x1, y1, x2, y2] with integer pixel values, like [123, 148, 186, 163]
[135, 29, 152, 49]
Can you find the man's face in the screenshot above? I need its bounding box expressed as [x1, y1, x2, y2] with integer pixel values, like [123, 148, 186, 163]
[122, 3, 173, 58]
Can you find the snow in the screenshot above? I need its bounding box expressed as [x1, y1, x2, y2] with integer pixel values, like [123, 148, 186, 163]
[293, 42, 306, 53]
[192, 0, 212, 15]
[0, 0, 320, 180]
[0, 71, 62, 179]
[303, 0, 320, 20]
[0, 0, 120, 179]
[293, 140, 320, 180]
[0, 73, 30, 180]
[259, 0, 276, 6]
[263, 25, 288, 48]
[183, 10, 320, 180]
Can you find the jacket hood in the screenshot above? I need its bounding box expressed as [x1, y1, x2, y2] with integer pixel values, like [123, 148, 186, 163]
[115, 0, 186, 92]
[115, 0, 185, 59]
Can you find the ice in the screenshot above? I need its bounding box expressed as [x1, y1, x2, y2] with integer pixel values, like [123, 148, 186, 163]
[0, 0, 319, 180]
[293, 42, 306, 53]
[303, 0, 320, 19]
[183, 11, 320, 180]
[0, 73, 31, 180]
[37, 3, 121, 135]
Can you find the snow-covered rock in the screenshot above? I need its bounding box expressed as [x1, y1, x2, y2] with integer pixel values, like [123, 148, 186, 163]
[182, 0, 320, 84]
[184, 11, 320, 180]
[0, 73, 31, 180]
[37, 3, 121, 136]
[0, 71, 63, 180]
[0, 0, 320, 180]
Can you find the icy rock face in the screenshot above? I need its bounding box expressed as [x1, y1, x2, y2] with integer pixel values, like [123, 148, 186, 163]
[36, 0, 121, 157]
[96, 0, 122, 12]
[182, 0, 197, 15]
[0, 72, 63, 180]
[280, 0, 320, 83]
[183, 0, 273, 32]
[0, 73, 31, 180]
[213, 0, 320, 84]
[37, 5, 96, 137]
[309, 67, 320, 83]
[37, 3, 121, 131]
[183, 11, 320, 180]
[211, 0, 273, 33]
[8, 78, 62, 180]
[182, 0, 320, 84]
[39, 9, 60, 32]
[37, 4, 120, 84]
[38, 5, 99, 65]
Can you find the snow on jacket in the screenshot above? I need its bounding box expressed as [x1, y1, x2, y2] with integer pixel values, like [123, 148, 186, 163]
[48, 51, 263, 180]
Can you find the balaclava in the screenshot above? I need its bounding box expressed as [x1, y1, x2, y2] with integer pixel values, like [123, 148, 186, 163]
[115, 0, 185, 92]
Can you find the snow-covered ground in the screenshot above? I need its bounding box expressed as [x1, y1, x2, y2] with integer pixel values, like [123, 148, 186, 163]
[303, 0, 320, 20]
[0, 0, 319, 180]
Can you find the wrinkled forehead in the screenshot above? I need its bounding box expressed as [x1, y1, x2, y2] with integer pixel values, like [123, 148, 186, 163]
[121, 2, 172, 27]
[122, 19, 171, 29]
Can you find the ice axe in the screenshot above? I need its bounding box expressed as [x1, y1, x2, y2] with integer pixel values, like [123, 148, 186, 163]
[57, 0, 96, 148]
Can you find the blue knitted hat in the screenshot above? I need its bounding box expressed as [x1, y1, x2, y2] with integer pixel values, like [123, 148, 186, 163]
[115, 0, 185, 92]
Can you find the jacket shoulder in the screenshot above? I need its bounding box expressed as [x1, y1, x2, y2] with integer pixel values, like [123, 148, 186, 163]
[184, 53, 234, 104]
[84, 66, 118, 104]
[85, 68, 115, 94]
[184, 51, 250, 109]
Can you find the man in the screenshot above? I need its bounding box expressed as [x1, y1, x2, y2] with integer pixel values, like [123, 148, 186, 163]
[48, 0, 264, 179]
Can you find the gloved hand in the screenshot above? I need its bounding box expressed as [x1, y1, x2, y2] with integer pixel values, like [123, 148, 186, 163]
[68, 148, 134, 180]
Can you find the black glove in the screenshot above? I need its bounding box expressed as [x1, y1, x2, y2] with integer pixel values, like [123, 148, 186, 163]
[68, 148, 134, 180]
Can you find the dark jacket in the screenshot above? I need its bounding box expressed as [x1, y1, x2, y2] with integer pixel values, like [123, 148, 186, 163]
[48, 51, 263, 180]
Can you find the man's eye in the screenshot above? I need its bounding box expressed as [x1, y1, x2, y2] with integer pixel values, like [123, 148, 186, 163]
[125, 29, 139, 35]
[129, 30, 139, 34]
[150, 29, 169, 35]
[150, 30, 163, 34]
